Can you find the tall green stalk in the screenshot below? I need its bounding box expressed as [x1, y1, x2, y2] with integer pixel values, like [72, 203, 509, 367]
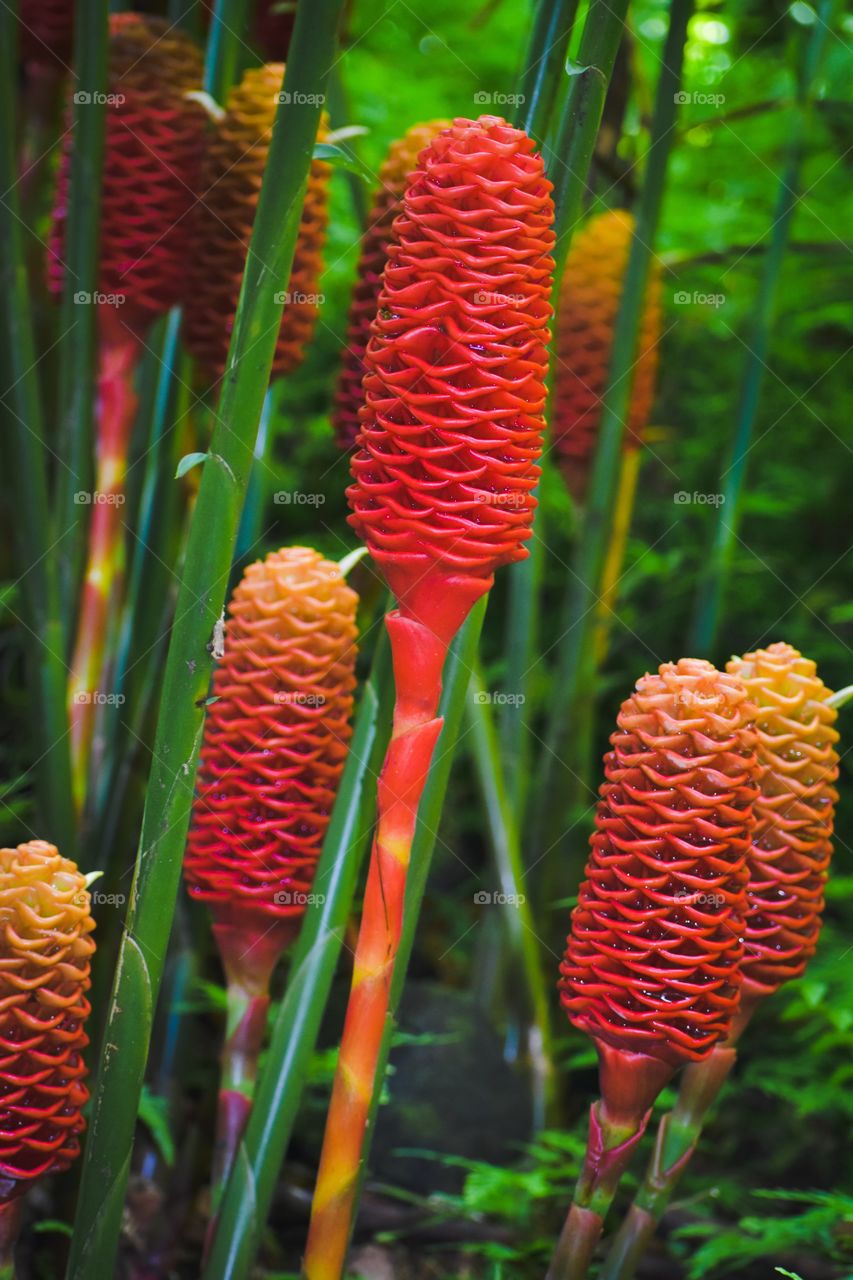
[204, 0, 252, 101]
[531, 0, 692, 871]
[466, 666, 555, 1128]
[517, 0, 580, 139]
[66, 7, 347, 1272]
[688, 0, 835, 654]
[0, 2, 76, 858]
[501, 0, 629, 812]
[201, 630, 395, 1280]
[55, 0, 109, 624]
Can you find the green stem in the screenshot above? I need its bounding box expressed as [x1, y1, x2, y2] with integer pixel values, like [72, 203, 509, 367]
[66, 9, 346, 1274]
[55, 0, 109, 623]
[0, 1, 76, 858]
[688, 0, 835, 654]
[204, 0, 252, 101]
[501, 0, 627, 814]
[202, 629, 395, 1280]
[466, 666, 555, 1129]
[531, 0, 692, 871]
[517, 0, 580, 139]
[0, 1199, 22, 1279]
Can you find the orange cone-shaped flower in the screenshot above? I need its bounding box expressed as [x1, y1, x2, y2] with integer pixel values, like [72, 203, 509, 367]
[0, 841, 95, 1202]
[727, 642, 840, 1004]
[331, 119, 450, 449]
[552, 660, 757, 1276]
[184, 547, 358, 1221]
[552, 210, 662, 503]
[183, 62, 330, 382]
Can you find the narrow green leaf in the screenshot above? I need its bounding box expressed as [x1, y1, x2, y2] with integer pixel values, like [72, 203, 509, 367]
[175, 451, 210, 480]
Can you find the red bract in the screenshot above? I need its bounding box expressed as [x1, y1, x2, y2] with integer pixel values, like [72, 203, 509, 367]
[560, 658, 757, 1078]
[727, 642, 840, 1001]
[347, 113, 555, 645]
[48, 13, 206, 332]
[0, 841, 95, 1199]
[184, 546, 358, 940]
[332, 119, 450, 450]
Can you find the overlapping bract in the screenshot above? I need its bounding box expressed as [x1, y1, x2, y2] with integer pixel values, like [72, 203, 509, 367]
[48, 14, 206, 330]
[332, 120, 450, 450]
[0, 841, 95, 1194]
[552, 210, 662, 503]
[183, 62, 330, 381]
[347, 114, 555, 626]
[184, 547, 358, 925]
[559, 659, 758, 1067]
[727, 642, 839, 997]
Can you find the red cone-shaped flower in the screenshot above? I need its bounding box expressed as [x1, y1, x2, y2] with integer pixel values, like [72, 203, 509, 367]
[552, 210, 662, 504]
[185, 546, 358, 940]
[348, 113, 555, 644]
[560, 658, 758, 1080]
[0, 841, 95, 1200]
[183, 62, 330, 382]
[727, 642, 840, 1002]
[47, 13, 206, 332]
[304, 116, 555, 1280]
[332, 119, 450, 450]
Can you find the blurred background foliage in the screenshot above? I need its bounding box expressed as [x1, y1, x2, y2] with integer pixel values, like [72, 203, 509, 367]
[1, 0, 851, 1275]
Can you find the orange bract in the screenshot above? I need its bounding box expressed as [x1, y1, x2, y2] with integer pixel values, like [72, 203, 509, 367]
[727, 642, 840, 998]
[0, 841, 95, 1195]
[183, 62, 330, 381]
[184, 547, 358, 927]
[552, 210, 662, 503]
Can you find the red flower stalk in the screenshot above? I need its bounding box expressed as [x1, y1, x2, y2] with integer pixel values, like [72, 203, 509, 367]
[331, 119, 450, 449]
[601, 644, 841, 1280]
[183, 62, 330, 383]
[304, 114, 554, 1280]
[184, 546, 358, 1233]
[48, 14, 206, 809]
[0, 841, 95, 1268]
[550, 659, 757, 1280]
[551, 210, 662, 505]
